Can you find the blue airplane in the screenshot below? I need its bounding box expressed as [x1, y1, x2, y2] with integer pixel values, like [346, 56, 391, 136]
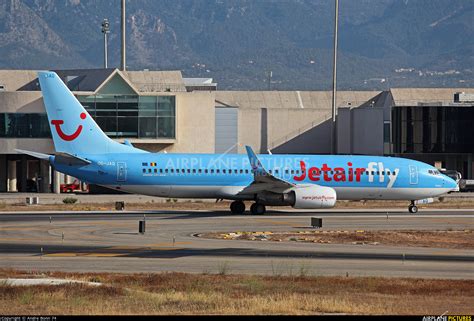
[17, 71, 459, 214]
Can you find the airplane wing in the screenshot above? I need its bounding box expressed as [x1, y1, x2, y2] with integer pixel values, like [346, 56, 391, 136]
[237, 146, 295, 195]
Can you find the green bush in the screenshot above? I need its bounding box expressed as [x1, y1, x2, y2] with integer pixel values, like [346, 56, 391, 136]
[62, 197, 78, 204]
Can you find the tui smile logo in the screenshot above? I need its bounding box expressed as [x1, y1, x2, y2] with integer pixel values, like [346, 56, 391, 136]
[51, 112, 86, 141]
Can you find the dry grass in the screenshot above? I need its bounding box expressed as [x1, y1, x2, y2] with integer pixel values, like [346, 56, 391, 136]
[208, 230, 474, 249]
[0, 269, 472, 315]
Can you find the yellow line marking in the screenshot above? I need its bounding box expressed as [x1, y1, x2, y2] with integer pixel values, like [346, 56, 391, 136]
[45, 253, 81, 257]
[146, 242, 192, 247]
[83, 253, 127, 257]
[0, 237, 56, 242]
[107, 246, 146, 250]
[45, 253, 127, 257]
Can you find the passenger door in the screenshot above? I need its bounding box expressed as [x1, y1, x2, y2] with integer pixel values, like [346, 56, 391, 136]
[408, 165, 418, 185]
[116, 162, 127, 182]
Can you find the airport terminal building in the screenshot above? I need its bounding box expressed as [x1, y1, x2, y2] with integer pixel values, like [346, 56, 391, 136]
[0, 68, 472, 193]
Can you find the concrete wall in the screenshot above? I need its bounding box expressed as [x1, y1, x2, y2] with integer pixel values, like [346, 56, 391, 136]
[337, 107, 351, 154]
[0, 91, 44, 113]
[136, 91, 216, 153]
[216, 90, 380, 154]
[0, 139, 55, 155]
[174, 91, 215, 153]
[272, 119, 332, 154]
[335, 106, 385, 155]
[236, 107, 333, 154]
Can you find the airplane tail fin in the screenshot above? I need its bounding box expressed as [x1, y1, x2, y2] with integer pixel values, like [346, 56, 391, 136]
[38, 71, 143, 155]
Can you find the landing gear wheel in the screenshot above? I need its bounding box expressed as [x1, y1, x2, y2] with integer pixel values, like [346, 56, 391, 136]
[408, 204, 418, 214]
[230, 201, 245, 214]
[250, 203, 266, 215]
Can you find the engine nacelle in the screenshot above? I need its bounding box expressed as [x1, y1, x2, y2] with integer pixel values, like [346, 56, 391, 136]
[291, 185, 337, 209]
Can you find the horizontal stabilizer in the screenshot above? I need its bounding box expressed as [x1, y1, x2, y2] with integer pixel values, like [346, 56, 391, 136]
[15, 149, 50, 160]
[15, 149, 91, 166]
[55, 152, 91, 166]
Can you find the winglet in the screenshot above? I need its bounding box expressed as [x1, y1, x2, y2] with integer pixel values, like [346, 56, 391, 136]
[245, 145, 267, 176]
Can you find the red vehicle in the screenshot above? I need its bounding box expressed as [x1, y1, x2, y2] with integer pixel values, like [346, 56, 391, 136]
[60, 179, 85, 193]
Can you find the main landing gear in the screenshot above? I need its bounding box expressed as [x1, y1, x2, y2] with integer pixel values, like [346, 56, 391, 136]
[230, 200, 245, 214]
[408, 201, 418, 214]
[250, 203, 266, 215]
[229, 201, 266, 215]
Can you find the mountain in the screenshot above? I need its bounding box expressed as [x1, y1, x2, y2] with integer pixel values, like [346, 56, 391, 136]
[0, 0, 472, 90]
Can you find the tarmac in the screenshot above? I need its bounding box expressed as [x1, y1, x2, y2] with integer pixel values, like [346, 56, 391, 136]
[1, 192, 474, 205]
[0, 208, 473, 279]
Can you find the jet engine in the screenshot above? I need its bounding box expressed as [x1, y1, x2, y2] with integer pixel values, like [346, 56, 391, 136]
[255, 185, 337, 209]
[290, 185, 337, 209]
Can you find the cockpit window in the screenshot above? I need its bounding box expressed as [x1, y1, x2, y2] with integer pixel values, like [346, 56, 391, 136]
[428, 169, 441, 175]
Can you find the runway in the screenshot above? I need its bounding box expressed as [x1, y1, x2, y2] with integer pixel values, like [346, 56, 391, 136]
[0, 209, 473, 279]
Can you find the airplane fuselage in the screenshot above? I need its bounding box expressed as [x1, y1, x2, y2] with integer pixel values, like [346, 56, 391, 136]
[52, 152, 454, 201]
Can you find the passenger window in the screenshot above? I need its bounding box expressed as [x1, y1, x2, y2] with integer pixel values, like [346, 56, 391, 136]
[275, 169, 279, 174]
[239, 169, 243, 174]
[216, 169, 220, 174]
[187, 169, 191, 173]
[234, 169, 238, 174]
[211, 169, 214, 174]
[291, 170, 294, 174]
[192, 169, 196, 173]
[148, 169, 152, 173]
[245, 169, 249, 174]
[223, 169, 226, 174]
[142, 169, 146, 173]
[165, 169, 168, 173]
[204, 169, 208, 174]
[285, 170, 289, 174]
[198, 169, 202, 173]
[154, 169, 157, 173]
[170, 169, 174, 173]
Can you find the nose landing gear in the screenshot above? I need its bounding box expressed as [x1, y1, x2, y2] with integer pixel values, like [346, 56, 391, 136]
[408, 201, 418, 214]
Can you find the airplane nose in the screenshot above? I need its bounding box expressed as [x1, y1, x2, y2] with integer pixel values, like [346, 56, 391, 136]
[443, 175, 458, 191]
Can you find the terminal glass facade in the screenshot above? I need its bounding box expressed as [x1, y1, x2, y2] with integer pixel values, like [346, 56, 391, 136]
[392, 106, 474, 154]
[0, 113, 50, 138]
[78, 95, 176, 139]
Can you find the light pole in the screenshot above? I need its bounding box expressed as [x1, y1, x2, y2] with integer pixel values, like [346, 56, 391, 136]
[101, 18, 110, 69]
[121, 0, 126, 71]
[267, 71, 272, 90]
[331, 0, 339, 155]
